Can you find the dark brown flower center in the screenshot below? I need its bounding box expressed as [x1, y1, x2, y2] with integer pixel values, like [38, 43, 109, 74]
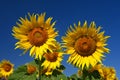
[44, 52, 58, 62]
[28, 28, 48, 46]
[74, 37, 96, 56]
[3, 63, 12, 72]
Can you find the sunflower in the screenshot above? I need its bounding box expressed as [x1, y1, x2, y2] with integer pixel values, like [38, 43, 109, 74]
[62, 21, 110, 69]
[100, 67, 118, 80]
[91, 64, 118, 80]
[41, 42, 63, 71]
[0, 60, 14, 77]
[12, 13, 58, 60]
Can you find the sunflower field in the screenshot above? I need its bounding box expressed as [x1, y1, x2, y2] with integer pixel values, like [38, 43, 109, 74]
[0, 13, 118, 80]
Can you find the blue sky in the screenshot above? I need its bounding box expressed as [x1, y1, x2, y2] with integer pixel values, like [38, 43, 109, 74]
[0, 0, 120, 79]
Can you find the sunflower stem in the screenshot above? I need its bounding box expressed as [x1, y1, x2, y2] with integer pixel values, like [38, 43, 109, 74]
[82, 69, 88, 80]
[39, 60, 42, 80]
[35, 59, 42, 80]
[38, 63, 41, 80]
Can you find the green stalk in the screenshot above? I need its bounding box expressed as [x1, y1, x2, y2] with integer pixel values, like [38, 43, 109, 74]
[36, 59, 42, 80]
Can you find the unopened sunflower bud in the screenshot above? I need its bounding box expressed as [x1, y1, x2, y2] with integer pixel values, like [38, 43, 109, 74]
[27, 64, 36, 74]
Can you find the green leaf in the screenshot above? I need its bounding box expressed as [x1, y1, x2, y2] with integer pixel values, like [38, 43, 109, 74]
[8, 72, 26, 80]
[57, 74, 68, 80]
[69, 74, 78, 80]
[58, 65, 66, 70]
[20, 73, 36, 80]
[40, 75, 56, 80]
[91, 70, 101, 79]
[51, 76, 57, 80]
[8, 63, 37, 80]
[8, 65, 27, 80]
[85, 76, 90, 80]
[40, 74, 68, 80]
[52, 69, 62, 76]
[15, 65, 27, 73]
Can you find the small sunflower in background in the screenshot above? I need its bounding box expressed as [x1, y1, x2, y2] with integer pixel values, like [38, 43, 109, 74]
[41, 42, 63, 75]
[62, 21, 110, 70]
[99, 66, 118, 80]
[12, 13, 58, 60]
[91, 64, 118, 80]
[0, 60, 14, 77]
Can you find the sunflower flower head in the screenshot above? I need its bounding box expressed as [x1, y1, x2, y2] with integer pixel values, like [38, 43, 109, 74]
[12, 13, 58, 60]
[41, 42, 63, 74]
[0, 60, 14, 77]
[62, 21, 110, 70]
[92, 64, 118, 80]
[99, 67, 118, 80]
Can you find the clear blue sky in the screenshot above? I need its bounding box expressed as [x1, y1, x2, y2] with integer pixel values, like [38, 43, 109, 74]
[0, 0, 120, 79]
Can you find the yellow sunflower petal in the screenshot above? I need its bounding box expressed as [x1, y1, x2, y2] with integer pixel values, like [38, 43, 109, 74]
[37, 13, 45, 24]
[92, 52, 102, 63]
[30, 46, 36, 56]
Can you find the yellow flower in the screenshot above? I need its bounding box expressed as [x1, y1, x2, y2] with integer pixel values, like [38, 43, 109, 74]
[92, 64, 118, 80]
[62, 21, 110, 69]
[42, 52, 62, 69]
[12, 13, 58, 60]
[42, 42, 63, 71]
[99, 67, 118, 80]
[0, 60, 14, 77]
